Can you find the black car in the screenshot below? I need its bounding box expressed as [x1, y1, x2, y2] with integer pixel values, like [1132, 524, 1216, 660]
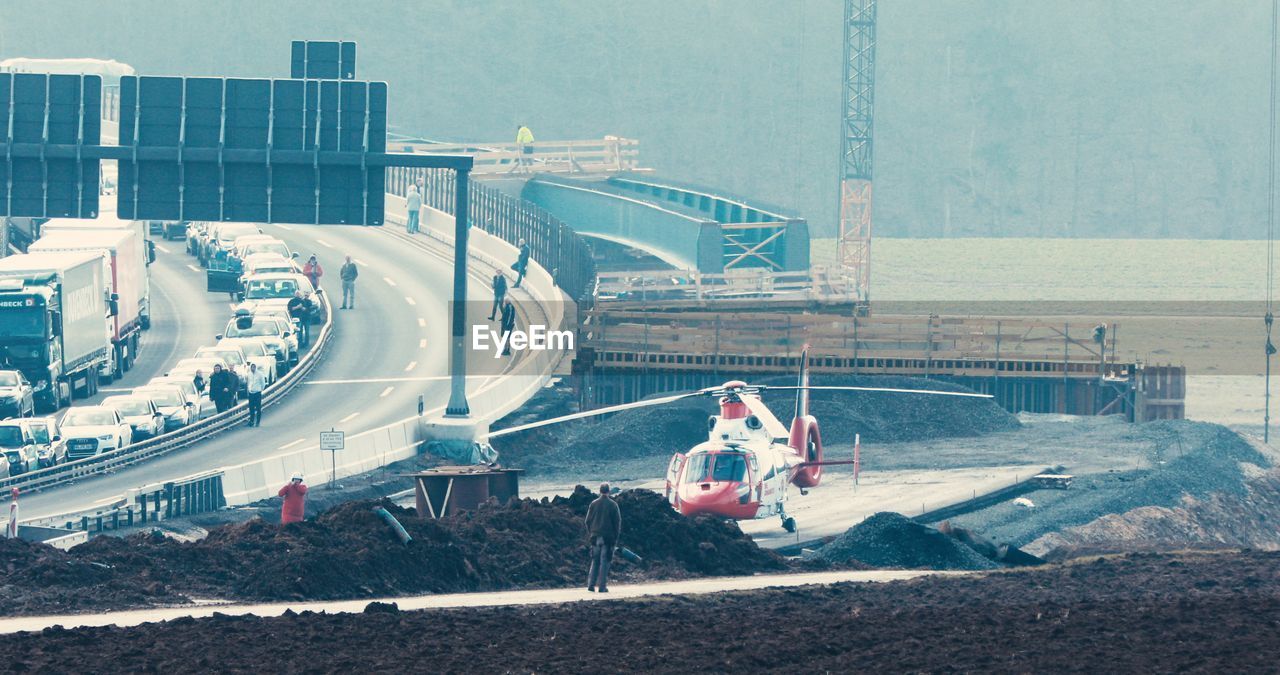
[0, 370, 35, 420]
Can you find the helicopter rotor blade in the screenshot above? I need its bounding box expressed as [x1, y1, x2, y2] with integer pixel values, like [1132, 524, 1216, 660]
[764, 385, 993, 399]
[486, 389, 712, 439]
[738, 394, 790, 438]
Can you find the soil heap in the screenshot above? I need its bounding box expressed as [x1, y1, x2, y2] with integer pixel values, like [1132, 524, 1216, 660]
[810, 512, 999, 570]
[0, 488, 784, 616]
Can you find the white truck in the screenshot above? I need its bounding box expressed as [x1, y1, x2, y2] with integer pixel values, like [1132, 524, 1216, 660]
[40, 210, 153, 330]
[0, 252, 112, 411]
[30, 226, 149, 381]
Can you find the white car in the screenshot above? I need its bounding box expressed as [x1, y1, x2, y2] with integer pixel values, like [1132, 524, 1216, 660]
[222, 313, 299, 365]
[147, 376, 214, 421]
[133, 385, 195, 431]
[217, 337, 280, 380]
[241, 252, 299, 278]
[233, 236, 293, 262]
[234, 272, 315, 314]
[171, 357, 232, 380]
[59, 406, 133, 461]
[101, 395, 166, 440]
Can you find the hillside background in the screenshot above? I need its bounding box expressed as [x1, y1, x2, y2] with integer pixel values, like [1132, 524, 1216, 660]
[0, 0, 1269, 238]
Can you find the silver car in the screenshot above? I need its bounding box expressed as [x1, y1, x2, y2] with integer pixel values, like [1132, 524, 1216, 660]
[100, 395, 165, 441]
[133, 385, 195, 431]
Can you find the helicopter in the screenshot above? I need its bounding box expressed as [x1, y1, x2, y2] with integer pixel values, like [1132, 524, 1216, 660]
[487, 351, 993, 532]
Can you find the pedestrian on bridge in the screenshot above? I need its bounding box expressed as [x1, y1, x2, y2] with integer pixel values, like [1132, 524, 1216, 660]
[339, 256, 359, 309]
[303, 254, 324, 291]
[288, 291, 310, 348]
[278, 472, 308, 524]
[512, 239, 531, 288]
[499, 300, 517, 356]
[488, 271, 508, 320]
[516, 124, 535, 169]
[209, 363, 237, 414]
[246, 362, 267, 427]
[585, 482, 621, 593]
[405, 184, 422, 234]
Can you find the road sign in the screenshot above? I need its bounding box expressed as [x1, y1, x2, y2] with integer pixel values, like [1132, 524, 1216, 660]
[291, 41, 356, 80]
[0, 73, 101, 218]
[320, 429, 345, 451]
[116, 75, 387, 225]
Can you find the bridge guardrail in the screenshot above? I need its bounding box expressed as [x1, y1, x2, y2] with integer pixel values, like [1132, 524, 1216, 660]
[0, 292, 335, 497]
[386, 136, 641, 176]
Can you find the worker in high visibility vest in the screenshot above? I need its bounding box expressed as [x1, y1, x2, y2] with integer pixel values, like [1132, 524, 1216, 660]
[515, 124, 535, 169]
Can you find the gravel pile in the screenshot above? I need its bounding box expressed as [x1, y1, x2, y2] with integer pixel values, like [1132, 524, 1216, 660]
[809, 512, 999, 570]
[952, 419, 1269, 547]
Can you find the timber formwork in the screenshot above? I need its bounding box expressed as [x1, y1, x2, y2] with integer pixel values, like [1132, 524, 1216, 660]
[573, 309, 1185, 420]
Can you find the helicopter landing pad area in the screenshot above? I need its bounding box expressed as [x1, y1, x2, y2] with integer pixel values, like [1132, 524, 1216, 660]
[739, 465, 1047, 550]
[524, 464, 1046, 552]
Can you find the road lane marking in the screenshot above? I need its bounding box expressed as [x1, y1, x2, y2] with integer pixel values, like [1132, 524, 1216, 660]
[277, 438, 306, 450]
[383, 277, 397, 287]
[379, 386, 395, 397]
[404, 296, 416, 306]
[276, 224, 294, 231]
[187, 264, 201, 272]
[154, 243, 170, 254]
[419, 338, 427, 349]
[404, 361, 417, 372]
[307, 375, 489, 385]
[338, 411, 360, 423]
[316, 239, 334, 249]
[418, 318, 426, 327]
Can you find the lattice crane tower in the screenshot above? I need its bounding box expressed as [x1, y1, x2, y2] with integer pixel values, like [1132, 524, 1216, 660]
[838, 0, 876, 301]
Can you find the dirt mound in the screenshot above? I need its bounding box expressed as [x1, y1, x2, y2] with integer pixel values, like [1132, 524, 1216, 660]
[759, 374, 1019, 443]
[811, 512, 999, 570]
[0, 488, 784, 615]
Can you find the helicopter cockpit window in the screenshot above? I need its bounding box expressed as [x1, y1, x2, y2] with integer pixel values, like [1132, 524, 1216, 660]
[684, 453, 747, 483]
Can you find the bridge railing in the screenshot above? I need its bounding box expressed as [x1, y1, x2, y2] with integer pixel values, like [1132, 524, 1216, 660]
[387, 166, 597, 304]
[385, 136, 641, 176]
[593, 267, 859, 310]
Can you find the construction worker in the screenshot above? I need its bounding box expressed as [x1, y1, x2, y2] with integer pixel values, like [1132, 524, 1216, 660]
[339, 256, 359, 310]
[515, 124, 535, 169]
[512, 239, 531, 288]
[245, 362, 267, 427]
[488, 271, 508, 321]
[584, 482, 621, 593]
[209, 363, 238, 414]
[405, 184, 422, 234]
[278, 472, 308, 524]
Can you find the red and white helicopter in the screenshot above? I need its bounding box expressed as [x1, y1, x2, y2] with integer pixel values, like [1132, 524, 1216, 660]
[488, 352, 992, 531]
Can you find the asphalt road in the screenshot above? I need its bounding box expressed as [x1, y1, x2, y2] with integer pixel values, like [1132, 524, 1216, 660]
[22, 223, 492, 521]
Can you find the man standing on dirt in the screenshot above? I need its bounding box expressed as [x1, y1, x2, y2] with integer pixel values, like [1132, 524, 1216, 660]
[209, 363, 237, 414]
[339, 256, 359, 310]
[585, 482, 621, 593]
[278, 472, 308, 524]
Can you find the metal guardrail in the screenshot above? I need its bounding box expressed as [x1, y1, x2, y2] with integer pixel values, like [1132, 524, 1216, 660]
[24, 471, 227, 534]
[0, 293, 335, 497]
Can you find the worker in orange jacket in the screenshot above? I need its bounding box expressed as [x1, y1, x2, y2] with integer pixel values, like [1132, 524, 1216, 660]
[279, 472, 308, 524]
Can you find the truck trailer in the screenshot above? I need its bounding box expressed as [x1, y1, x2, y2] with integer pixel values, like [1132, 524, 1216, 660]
[0, 252, 112, 412]
[30, 228, 147, 382]
[40, 210, 153, 330]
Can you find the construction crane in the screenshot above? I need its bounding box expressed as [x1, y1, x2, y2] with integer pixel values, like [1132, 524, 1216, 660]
[838, 0, 876, 303]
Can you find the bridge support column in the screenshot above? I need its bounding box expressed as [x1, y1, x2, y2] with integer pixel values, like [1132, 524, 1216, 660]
[445, 168, 472, 417]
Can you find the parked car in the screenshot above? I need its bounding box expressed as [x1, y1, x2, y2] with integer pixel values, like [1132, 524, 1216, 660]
[100, 395, 165, 441]
[221, 312, 299, 365]
[240, 252, 300, 278]
[24, 416, 66, 467]
[0, 370, 36, 419]
[202, 222, 262, 267]
[232, 235, 292, 262]
[233, 272, 316, 314]
[146, 376, 214, 421]
[133, 385, 195, 432]
[59, 406, 133, 461]
[0, 420, 39, 474]
[216, 337, 280, 381]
